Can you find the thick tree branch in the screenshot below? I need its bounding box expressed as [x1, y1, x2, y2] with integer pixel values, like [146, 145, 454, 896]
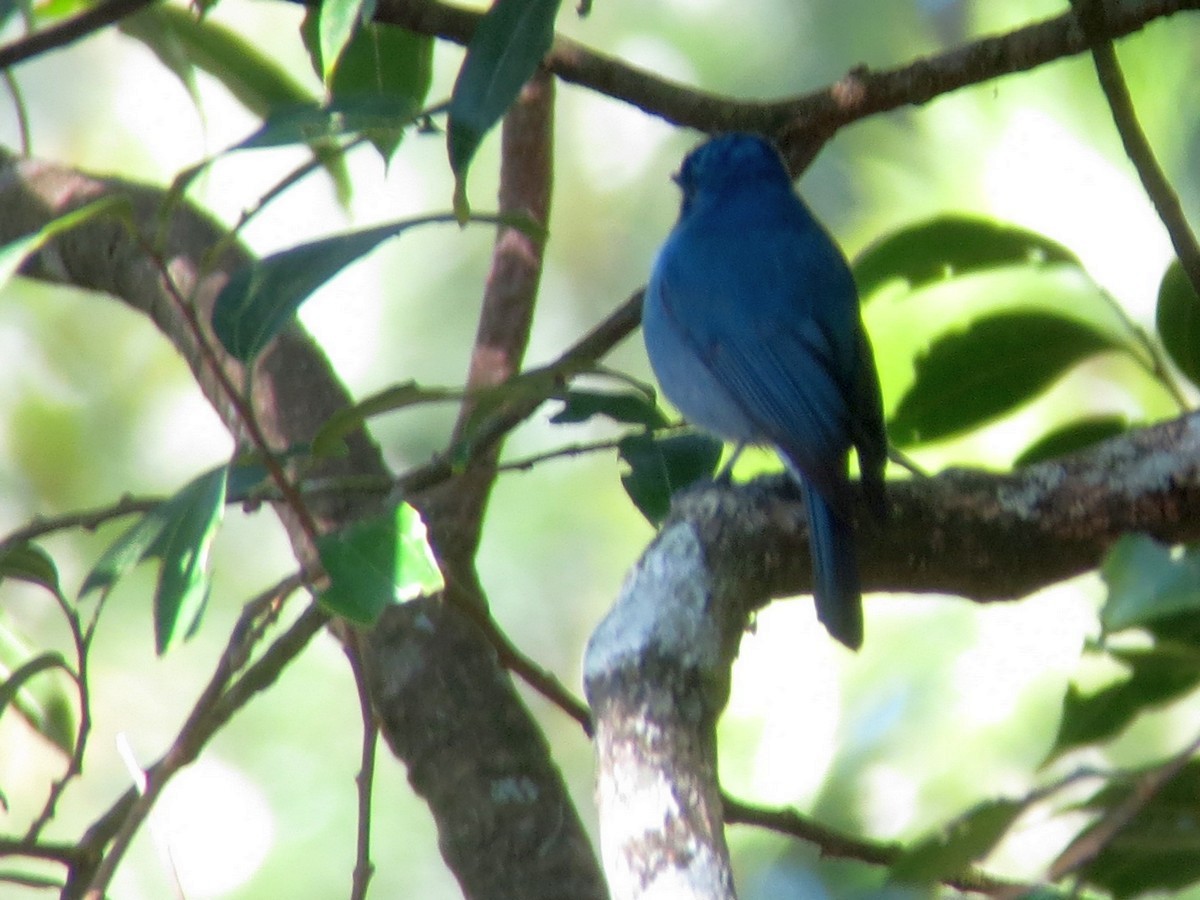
[662, 410, 1200, 605]
[0, 150, 602, 898]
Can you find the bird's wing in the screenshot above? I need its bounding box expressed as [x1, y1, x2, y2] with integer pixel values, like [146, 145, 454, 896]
[655, 225, 859, 506]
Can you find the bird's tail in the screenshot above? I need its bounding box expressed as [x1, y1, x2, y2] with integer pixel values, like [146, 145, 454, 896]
[798, 478, 863, 650]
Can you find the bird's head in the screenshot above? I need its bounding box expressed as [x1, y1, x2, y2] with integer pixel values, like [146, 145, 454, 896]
[673, 133, 794, 218]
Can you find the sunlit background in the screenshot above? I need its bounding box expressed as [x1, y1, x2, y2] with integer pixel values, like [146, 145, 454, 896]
[2, 0, 1199, 895]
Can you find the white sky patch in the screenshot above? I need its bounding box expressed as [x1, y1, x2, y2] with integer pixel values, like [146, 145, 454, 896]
[983, 108, 1174, 319]
[725, 603, 842, 803]
[571, 37, 694, 188]
[157, 758, 276, 898]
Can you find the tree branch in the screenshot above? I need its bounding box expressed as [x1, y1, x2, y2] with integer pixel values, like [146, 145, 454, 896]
[372, 0, 1200, 165]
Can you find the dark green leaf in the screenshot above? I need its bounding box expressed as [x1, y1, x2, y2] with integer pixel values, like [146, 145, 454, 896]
[550, 389, 669, 429]
[212, 213, 456, 361]
[1076, 760, 1200, 897]
[317, 503, 443, 624]
[1047, 643, 1200, 761]
[891, 799, 1025, 884]
[1014, 415, 1128, 467]
[80, 466, 228, 655]
[213, 211, 539, 361]
[1155, 259, 1200, 389]
[889, 312, 1122, 446]
[619, 431, 724, 525]
[1100, 535, 1200, 633]
[0, 624, 75, 753]
[853, 215, 1079, 301]
[0, 542, 62, 597]
[447, 0, 561, 212]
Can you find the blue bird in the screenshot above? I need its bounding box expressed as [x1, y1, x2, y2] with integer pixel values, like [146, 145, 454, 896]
[643, 133, 887, 650]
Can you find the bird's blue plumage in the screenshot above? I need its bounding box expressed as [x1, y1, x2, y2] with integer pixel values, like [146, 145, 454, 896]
[643, 133, 887, 649]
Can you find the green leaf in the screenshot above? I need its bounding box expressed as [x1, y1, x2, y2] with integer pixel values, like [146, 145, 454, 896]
[212, 213, 456, 361]
[80, 466, 229, 655]
[1075, 760, 1200, 897]
[0, 624, 75, 753]
[549, 389, 669, 429]
[121, 6, 352, 202]
[447, 0, 561, 211]
[0, 197, 128, 290]
[301, 9, 433, 161]
[234, 95, 421, 151]
[618, 431, 724, 525]
[119, 5, 314, 118]
[1047, 643, 1200, 761]
[316, 0, 373, 84]
[853, 215, 1079, 301]
[1100, 535, 1200, 633]
[317, 503, 444, 624]
[1014, 415, 1128, 467]
[891, 798, 1025, 884]
[213, 211, 532, 361]
[1155, 259, 1200, 389]
[0, 542, 62, 597]
[889, 312, 1122, 446]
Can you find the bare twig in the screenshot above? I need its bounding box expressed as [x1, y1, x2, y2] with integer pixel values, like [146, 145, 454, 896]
[1072, 0, 1200, 298]
[72, 577, 312, 898]
[345, 633, 378, 900]
[0, 0, 157, 70]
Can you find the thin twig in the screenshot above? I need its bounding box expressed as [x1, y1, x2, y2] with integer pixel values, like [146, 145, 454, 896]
[0, 0, 157, 70]
[72, 577, 311, 898]
[23, 584, 91, 844]
[345, 632, 377, 900]
[144, 246, 326, 548]
[1073, 0, 1200, 298]
[0, 495, 160, 549]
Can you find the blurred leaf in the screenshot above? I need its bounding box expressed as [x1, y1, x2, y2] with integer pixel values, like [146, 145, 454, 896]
[0, 624, 75, 753]
[313, 381, 467, 456]
[119, 5, 314, 118]
[853, 215, 1078, 300]
[1101, 535, 1200, 633]
[1155, 259, 1200, 389]
[1014, 415, 1128, 467]
[448, 0, 561, 214]
[80, 466, 228, 655]
[233, 94, 421, 150]
[1075, 760, 1200, 897]
[0, 197, 129, 290]
[1047, 643, 1200, 761]
[550, 389, 669, 429]
[122, 6, 351, 202]
[301, 10, 434, 161]
[618, 431, 723, 525]
[891, 798, 1024, 884]
[0, 542, 62, 597]
[315, 0, 373, 83]
[889, 312, 1122, 446]
[317, 503, 444, 624]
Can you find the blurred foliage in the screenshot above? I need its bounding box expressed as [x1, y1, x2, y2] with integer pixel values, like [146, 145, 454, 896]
[1, 0, 1200, 897]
